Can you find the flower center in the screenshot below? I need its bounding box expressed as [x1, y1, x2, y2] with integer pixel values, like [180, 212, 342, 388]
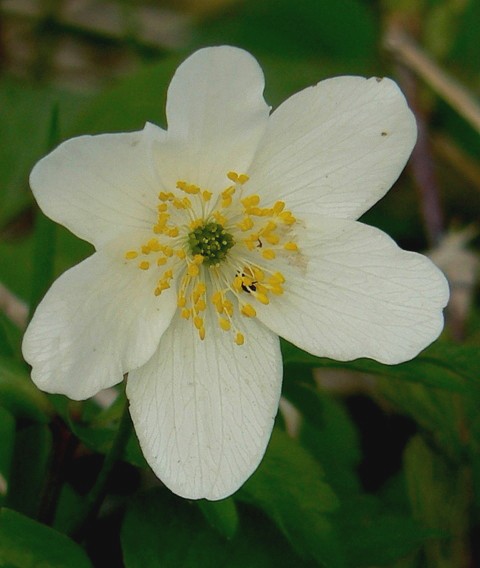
[123, 171, 301, 345]
[188, 222, 235, 266]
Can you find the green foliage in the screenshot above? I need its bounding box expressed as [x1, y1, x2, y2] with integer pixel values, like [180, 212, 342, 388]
[282, 340, 479, 393]
[193, 0, 377, 66]
[197, 497, 239, 540]
[0, 80, 83, 229]
[0, 407, 15, 506]
[289, 382, 361, 495]
[121, 489, 313, 567]
[0, 508, 93, 568]
[68, 58, 181, 135]
[240, 428, 344, 567]
[4, 423, 52, 517]
[403, 436, 469, 568]
[0, 356, 52, 422]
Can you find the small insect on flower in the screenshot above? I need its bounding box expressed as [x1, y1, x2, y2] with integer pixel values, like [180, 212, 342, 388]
[22, 46, 449, 500]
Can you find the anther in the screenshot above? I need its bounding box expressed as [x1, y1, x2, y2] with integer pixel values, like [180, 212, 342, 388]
[241, 304, 256, 317]
[262, 249, 276, 260]
[219, 318, 231, 331]
[235, 332, 245, 346]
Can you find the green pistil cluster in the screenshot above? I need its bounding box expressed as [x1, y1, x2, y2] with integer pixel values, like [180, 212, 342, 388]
[188, 222, 235, 266]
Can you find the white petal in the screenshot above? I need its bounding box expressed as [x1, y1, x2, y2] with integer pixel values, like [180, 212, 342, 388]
[164, 46, 270, 190]
[30, 123, 165, 248]
[248, 76, 417, 219]
[255, 216, 449, 364]
[22, 250, 177, 400]
[127, 310, 282, 500]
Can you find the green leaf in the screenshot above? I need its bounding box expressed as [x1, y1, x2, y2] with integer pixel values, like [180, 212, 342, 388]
[52, 484, 85, 533]
[239, 428, 344, 567]
[403, 435, 469, 567]
[0, 356, 52, 422]
[344, 512, 441, 566]
[285, 382, 361, 495]
[450, 0, 480, 74]
[0, 78, 84, 228]
[0, 315, 15, 358]
[379, 377, 464, 460]
[60, 394, 148, 470]
[197, 498, 239, 540]
[282, 340, 477, 393]
[0, 508, 92, 568]
[69, 57, 181, 136]
[0, 236, 34, 303]
[195, 0, 377, 65]
[121, 489, 313, 568]
[29, 103, 61, 322]
[0, 406, 15, 505]
[4, 423, 52, 517]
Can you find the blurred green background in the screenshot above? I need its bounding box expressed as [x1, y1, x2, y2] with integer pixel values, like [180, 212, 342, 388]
[0, 1, 480, 567]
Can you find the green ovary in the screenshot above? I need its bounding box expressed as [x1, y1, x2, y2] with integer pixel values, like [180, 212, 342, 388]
[188, 222, 235, 265]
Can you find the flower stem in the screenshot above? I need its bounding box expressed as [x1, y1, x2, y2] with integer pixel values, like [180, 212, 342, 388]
[69, 395, 132, 542]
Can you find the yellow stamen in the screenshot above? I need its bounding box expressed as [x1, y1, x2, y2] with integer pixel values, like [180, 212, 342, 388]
[212, 211, 227, 225]
[262, 249, 276, 260]
[265, 233, 280, 245]
[241, 195, 260, 208]
[279, 211, 296, 225]
[188, 263, 199, 277]
[147, 238, 160, 251]
[238, 217, 254, 231]
[235, 332, 245, 346]
[233, 275, 243, 291]
[270, 285, 284, 295]
[255, 292, 269, 305]
[271, 271, 286, 284]
[125, 170, 300, 348]
[219, 318, 231, 331]
[241, 304, 256, 317]
[252, 267, 265, 281]
[223, 300, 234, 317]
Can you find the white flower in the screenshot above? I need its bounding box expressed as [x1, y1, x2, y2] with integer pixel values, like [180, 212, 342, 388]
[22, 46, 449, 500]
